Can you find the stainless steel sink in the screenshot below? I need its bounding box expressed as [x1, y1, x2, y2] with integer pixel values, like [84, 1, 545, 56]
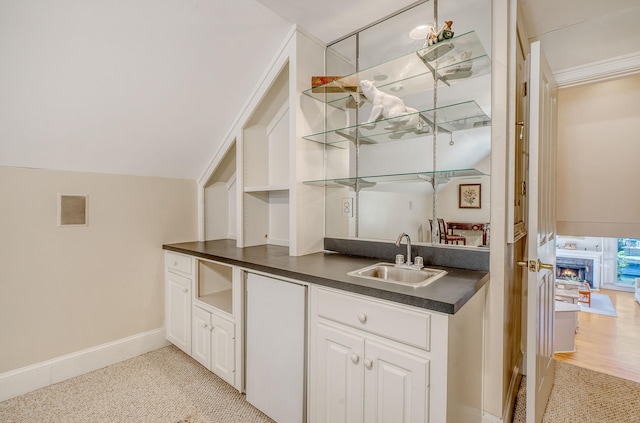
[347, 262, 447, 288]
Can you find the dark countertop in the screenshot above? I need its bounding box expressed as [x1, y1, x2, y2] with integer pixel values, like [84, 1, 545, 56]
[163, 240, 489, 315]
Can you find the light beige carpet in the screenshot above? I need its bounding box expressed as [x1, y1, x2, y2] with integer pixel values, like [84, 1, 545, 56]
[0, 345, 274, 423]
[513, 360, 640, 423]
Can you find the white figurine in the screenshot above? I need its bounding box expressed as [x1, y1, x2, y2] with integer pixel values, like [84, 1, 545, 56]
[359, 80, 421, 131]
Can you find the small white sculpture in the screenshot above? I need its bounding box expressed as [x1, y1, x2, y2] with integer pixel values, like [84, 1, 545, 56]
[359, 80, 421, 131]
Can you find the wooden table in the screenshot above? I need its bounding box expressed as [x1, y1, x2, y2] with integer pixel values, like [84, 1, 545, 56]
[446, 222, 489, 245]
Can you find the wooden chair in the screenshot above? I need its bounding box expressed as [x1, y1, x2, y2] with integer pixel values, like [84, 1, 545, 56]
[578, 282, 591, 307]
[437, 218, 466, 245]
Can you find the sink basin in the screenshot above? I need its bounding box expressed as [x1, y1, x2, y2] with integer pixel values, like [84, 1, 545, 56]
[347, 262, 447, 288]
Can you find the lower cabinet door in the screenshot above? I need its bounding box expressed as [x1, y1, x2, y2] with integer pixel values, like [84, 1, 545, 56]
[192, 306, 235, 386]
[314, 323, 365, 423]
[166, 272, 192, 355]
[192, 306, 212, 369]
[363, 340, 430, 423]
[211, 314, 235, 385]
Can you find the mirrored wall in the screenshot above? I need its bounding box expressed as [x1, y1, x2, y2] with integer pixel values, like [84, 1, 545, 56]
[303, 0, 491, 248]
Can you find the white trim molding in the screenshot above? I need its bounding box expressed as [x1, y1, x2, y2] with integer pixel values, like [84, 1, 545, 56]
[0, 328, 169, 402]
[483, 412, 504, 423]
[554, 51, 640, 88]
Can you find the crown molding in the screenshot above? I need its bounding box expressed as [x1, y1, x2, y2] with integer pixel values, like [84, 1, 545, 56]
[554, 51, 640, 88]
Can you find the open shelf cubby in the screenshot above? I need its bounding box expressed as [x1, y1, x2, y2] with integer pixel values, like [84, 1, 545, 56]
[197, 259, 233, 315]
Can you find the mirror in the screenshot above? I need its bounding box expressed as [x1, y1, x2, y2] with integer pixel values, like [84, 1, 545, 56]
[307, 0, 491, 248]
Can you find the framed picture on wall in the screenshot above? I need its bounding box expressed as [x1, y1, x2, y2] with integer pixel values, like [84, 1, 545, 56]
[459, 184, 481, 209]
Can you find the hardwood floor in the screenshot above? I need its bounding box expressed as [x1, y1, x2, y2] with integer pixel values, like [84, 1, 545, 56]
[554, 288, 640, 383]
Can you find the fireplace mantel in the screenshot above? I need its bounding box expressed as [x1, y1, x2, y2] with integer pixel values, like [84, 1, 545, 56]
[556, 249, 602, 259]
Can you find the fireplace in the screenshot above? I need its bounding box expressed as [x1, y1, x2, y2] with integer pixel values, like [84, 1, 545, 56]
[556, 257, 594, 288]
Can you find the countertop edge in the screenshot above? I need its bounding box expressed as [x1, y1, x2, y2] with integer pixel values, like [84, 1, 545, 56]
[163, 242, 489, 315]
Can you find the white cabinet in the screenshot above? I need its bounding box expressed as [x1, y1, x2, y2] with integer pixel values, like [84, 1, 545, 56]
[315, 322, 429, 423]
[164, 251, 242, 390]
[192, 305, 235, 385]
[310, 285, 485, 423]
[165, 252, 194, 355]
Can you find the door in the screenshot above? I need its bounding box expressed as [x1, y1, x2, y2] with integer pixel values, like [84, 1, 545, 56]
[165, 272, 192, 355]
[314, 323, 365, 423]
[363, 340, 429, 423]
[524, 41, 558, 423]
[211, 314, 235, 385]
[192, 306, 211, 368]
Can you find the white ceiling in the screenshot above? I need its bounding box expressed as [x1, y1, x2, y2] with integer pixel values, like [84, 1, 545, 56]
[257, 0, 640, 73]
[517, 0, 640, 73]
[1, 0, 638, 180]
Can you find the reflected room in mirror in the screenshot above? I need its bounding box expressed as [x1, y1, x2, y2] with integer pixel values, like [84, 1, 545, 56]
[302, 0, 491, 248]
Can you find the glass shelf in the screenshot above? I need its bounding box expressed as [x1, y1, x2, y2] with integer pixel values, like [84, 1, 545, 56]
[303, 100, 490, 147]
[303, 168, 487, 190]
[302, 31, 491, 111]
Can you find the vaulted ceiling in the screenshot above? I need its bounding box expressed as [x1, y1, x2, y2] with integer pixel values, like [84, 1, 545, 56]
[1, 0, 638, 179]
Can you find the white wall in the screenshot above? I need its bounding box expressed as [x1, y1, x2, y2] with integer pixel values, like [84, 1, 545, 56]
[557, 74, 640, 238]
[0, 0, 291, 179]
[0, 166, 196, 373]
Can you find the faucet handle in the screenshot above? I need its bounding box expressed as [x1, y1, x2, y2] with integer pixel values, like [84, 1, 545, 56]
[414, 256, 424, 268]
[395, 254, 405, 265]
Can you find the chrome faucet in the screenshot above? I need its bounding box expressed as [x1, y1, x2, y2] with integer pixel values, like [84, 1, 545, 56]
[395, 232, 412, 266]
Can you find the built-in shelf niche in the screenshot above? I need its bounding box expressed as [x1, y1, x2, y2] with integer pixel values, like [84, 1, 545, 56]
[197, 259, 233, 315]
[204, 142, 237, 241]
[242, 62, 290, 248]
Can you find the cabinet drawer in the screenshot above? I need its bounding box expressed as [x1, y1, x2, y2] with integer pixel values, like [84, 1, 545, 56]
[316, 288, 430, 351]
[165, 252, 193, 275]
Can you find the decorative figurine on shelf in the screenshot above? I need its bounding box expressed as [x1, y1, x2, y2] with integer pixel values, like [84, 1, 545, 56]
[358, 80, 422, 132]
[423, 20, 454, 48]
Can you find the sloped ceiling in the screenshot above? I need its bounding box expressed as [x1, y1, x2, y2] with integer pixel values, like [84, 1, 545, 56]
[3, 0, 638, 180]
[0, 0, 292, 179]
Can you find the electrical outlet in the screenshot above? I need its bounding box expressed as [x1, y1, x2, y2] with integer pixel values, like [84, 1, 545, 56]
[341, 198, 353, 218]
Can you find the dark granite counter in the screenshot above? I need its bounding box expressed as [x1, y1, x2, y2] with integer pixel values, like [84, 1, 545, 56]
[163, 240, 489, 315]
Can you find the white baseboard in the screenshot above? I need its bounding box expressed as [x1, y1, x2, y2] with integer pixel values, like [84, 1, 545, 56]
[0, 328, 169, 402]
[483, 412, 503, 423]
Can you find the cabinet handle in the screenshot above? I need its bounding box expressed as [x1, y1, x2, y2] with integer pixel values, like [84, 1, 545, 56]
[183, 288, 188, 293]
[357, 312, 367, 324]
[202, 323, 208, 328]
[350, 353, 360, 365]
[173, 261, 178, 266]
[364, 358, 373, 369]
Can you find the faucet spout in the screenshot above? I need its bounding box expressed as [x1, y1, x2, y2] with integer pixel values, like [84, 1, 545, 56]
[395, 232, 412, 265]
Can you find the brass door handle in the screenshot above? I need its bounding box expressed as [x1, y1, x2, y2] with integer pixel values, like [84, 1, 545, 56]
[517, 259, 554, 272]
[538, 259, 553, 270]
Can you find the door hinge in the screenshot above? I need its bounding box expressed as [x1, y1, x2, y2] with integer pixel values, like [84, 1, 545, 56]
[522, 82, 528, 97]
[521, 181, 526, 196]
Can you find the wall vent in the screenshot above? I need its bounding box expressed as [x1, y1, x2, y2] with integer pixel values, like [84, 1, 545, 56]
[58, 194, 88, 226]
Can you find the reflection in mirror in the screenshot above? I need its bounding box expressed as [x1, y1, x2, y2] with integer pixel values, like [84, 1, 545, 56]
[315, 0, 491, 248]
